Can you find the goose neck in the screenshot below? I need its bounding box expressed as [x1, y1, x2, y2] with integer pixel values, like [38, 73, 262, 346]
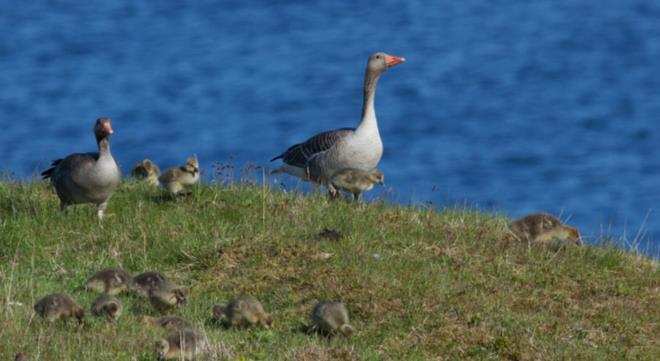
[359, 69, 382, 129]
[98, 137, 111, 155]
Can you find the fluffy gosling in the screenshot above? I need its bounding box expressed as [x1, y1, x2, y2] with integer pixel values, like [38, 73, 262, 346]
[85, 268, 131, 295]
[131, 159, 161, 186]
[154, 330, 208, 361]
[90, 295, 122, 321]
[330, 168, 384, 201]
[509, 213, 582, 245]
[158, 156, 199, 195]
[212, 296, 273, 328]
[130, 271, 169, 298]
[149, 283, 189, 313]
[143, 315, 193, 331]
[33, 293, 85, 324]
[310, 301, 353, 337]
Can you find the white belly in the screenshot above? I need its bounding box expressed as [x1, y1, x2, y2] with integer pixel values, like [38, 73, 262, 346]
[318, 132, 383, 181]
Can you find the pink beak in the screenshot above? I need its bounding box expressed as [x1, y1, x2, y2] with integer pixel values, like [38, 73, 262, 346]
[104, 122, 114, 135]
[384, 54, 406, 67]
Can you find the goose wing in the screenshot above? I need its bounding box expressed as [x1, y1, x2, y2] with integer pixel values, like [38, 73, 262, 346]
[41, 153, 99, 180]
[270, 128, 355, 168]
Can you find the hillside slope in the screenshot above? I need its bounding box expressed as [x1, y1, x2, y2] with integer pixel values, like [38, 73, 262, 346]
[0, 181, 657, 360]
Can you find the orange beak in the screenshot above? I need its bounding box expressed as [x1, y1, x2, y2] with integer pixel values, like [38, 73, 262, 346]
[104, 121, 114, 135]
[384, 54, 406, 67]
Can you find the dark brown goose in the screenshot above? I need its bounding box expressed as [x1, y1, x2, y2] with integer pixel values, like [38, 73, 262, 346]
[130, 271, 169, 298]
[90, 294, 122, 321]
[148, 283, 189, 313]
[33, 293, 85, 324]
[41, 117, 121, 220]
[310, 301, 353, 337]
[154, 330, 208, 361]
[85, 268, 131, 295]
[131, 159, 161, 186]
[509, 213, 582, 245]
[212, 296, 273, 328]
[143, 315, 193, 331]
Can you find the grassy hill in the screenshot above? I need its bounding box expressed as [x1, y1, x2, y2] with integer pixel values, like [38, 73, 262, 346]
[0, 180, 657, 360]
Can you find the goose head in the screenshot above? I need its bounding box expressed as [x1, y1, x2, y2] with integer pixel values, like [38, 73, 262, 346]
[367, 52, 405, 74]
[94, 117, 114, 142]
[154, 339, 169, 360]
[563, 225, 582, 245]
[369, 169, 385, 185]
[185, 156, 199, 176]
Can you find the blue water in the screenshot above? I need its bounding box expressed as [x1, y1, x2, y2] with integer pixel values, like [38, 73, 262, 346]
[1, 1, 659, 256]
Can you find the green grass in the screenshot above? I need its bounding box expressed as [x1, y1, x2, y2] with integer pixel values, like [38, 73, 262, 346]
[0, 180, 658, 360]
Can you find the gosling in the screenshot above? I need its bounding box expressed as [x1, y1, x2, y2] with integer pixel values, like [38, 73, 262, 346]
[130, 271, 169, 298]
[310, 301, 353, 337]
[33, 293, 85, 324]
[131, 159, 161, 186]
[149, 283, 189, 313]
[212, 296, 273, 328]
[85, 268, 131, 295]
[90, 295, 122, 321]
[158, 156, 199, 195]
[509, 213, 582, 245]
[143, 315, 193, 331]
[330, 168, 384, 201]
[154, 330, 208, 361]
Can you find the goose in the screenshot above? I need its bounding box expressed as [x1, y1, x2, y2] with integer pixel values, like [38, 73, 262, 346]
[41, 117, 121, 220]
[85, 268, 132, 295]
[90, 294, 122, 321]
[159, 156, 199, 195]
[148, 283, 189, 313]
[143, 315, 193, 331]
[509, 213, 582, 245]
[212, 296, 273, 328]
[154, 330, 208, 361]
[271, 52, 404, 185]
[131, 159, 161, 186]
[130, 271, 169, 298]
[328, 168, 384, 200]
[33, 293, 85, 324]
[309, 301, 353, 337]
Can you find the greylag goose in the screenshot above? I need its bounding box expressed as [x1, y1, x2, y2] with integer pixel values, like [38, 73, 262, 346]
[309, 301, 353, 337]
[158, 156, 199, 195]
[328, 168, 384, 200]
[154, 330, 208, 361]
[90, 294, 122, 321]
[130, 271, 169, 298]
[85, 268, 132, 295]
[33, 293, 85, 324]
[212, 296, 273, 328]
[271, 52, 404, 184]
[41, 117, 121, 220]
[509, 213, 582, 245]
[148, 283, 189, 313]
[143, 315, 193, 331]
[131, 159, 161, 186]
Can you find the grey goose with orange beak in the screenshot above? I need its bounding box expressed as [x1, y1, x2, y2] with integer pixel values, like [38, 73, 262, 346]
[41, 117, 121, 220]
[271, 52, 405, 187]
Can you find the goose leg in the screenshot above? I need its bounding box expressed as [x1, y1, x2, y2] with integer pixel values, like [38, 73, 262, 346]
[327, 184, 340, 200]
[97, 202, 107, 220]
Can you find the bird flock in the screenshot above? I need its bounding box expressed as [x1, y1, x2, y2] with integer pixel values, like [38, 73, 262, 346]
[30, 52, 583, 360]
[32, 269, 353, 360]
